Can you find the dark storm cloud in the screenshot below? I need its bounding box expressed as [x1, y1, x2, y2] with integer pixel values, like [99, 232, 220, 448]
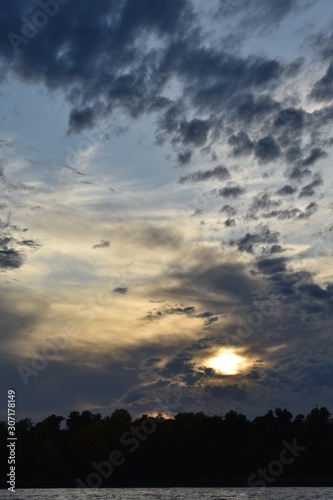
[274, 107, 305, 129]
[145, 305, 196, 319]
[299, 173, 323, 198]
[224, 218, 236, 227]
[277, 184, 297, 196]
[298, 283, 332, 300]
[261, 208, 300, 220]
[113, 287, 128, 294]
[228, 131, 254, 157]
[196, 311, 215, 319]
[163, 255, 259, 308]
[68, 106, 100, 135]
[256, 256, 288, 275]
[310, 63, 333, 102]
[288, 148, 326, 177]
[254, 136, 281, 163]
[301, 148, 327, 167]
[0, 248, 22, 269]
[287, 165, 312, 181]
[0, 0, 306, 159]
[0, 213, 39, 270]
[230, 226, 280, 253]
[1, 0, 194, 128]
[179, 165, 230, 184]
[233, 94, 279, 124]
[165, 306, 195, 315]
[248, 193, 281, 215]
[285, 145, 302, 163]
[179, 118, 211, 146]
[18, 239, 40, 249]
[144, 305, 200, 322]
[162, 40, 284, 115]
[219, 185, 245, 198]
[265, 244, 285, 255]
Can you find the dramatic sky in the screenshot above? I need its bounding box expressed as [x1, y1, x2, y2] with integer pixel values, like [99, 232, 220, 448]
[1, 0, 333, 422]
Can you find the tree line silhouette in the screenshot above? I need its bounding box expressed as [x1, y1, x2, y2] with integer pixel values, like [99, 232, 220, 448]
[1, 406, 333, 487]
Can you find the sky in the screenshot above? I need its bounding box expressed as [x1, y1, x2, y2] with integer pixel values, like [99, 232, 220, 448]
[1, 0, 333, 422]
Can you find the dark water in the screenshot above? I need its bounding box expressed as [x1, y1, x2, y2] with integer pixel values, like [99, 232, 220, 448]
[0, 487, 332, 499]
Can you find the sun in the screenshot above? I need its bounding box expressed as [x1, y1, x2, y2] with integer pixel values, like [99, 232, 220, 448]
[205, 349, 246, 375]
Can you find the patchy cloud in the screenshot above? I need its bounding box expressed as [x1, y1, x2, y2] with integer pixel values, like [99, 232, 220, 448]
[219, 186, 245, 198]
[277, 184, 297, 196]
[113, 287, 128, 295]
[92, 239, 110, 249]
[255, 136, 281, 163]
[230, 226, 280, 253]
[299, 173, 323, 198]
[179, 165, 230, 184]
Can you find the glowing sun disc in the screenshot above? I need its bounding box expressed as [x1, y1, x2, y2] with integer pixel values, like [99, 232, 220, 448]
[206, 350, 244, 375]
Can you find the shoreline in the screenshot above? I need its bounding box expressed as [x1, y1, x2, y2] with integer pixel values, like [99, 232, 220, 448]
[2, 477, 333, 489]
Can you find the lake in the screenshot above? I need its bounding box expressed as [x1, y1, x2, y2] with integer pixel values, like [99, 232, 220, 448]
[0, 488, 332, 499]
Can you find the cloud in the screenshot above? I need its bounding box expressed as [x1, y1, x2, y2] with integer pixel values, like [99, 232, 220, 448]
[0, 213, 39, 270]
[274, 107, 305, 129]
[299, 173, 323, 198]
[254, 136, 280, 163]
[224, 218, 236, 227]
[300, 148, 327, 167]
[0, 0, 304, 163]
[92, 240, 110, 249]
[144, 305, 198, 322]
[230, 226, 280, 253]
[288, 165, 312, 181]
[261, 208, 300, 220]
[228, 131, 254, 157]
[165, 306, 195, 315]
[113, 287, 128, 295]
[179, 165, 230, 183]
[256, 256, 288, 275]
[310, 63, 333, 102]
[248, 193, 281, 215]
[233, 93, 279, 124]
[277, 184, 297, 196]
[0, 248, 23, 269]
[298, 201, 318, 219]
[219, 186, 245, 198]
[177, 150, 192, 165]
[220, 205, 237, 216]
[179, 118, 211, 146]
[216, 0, 306, 32]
